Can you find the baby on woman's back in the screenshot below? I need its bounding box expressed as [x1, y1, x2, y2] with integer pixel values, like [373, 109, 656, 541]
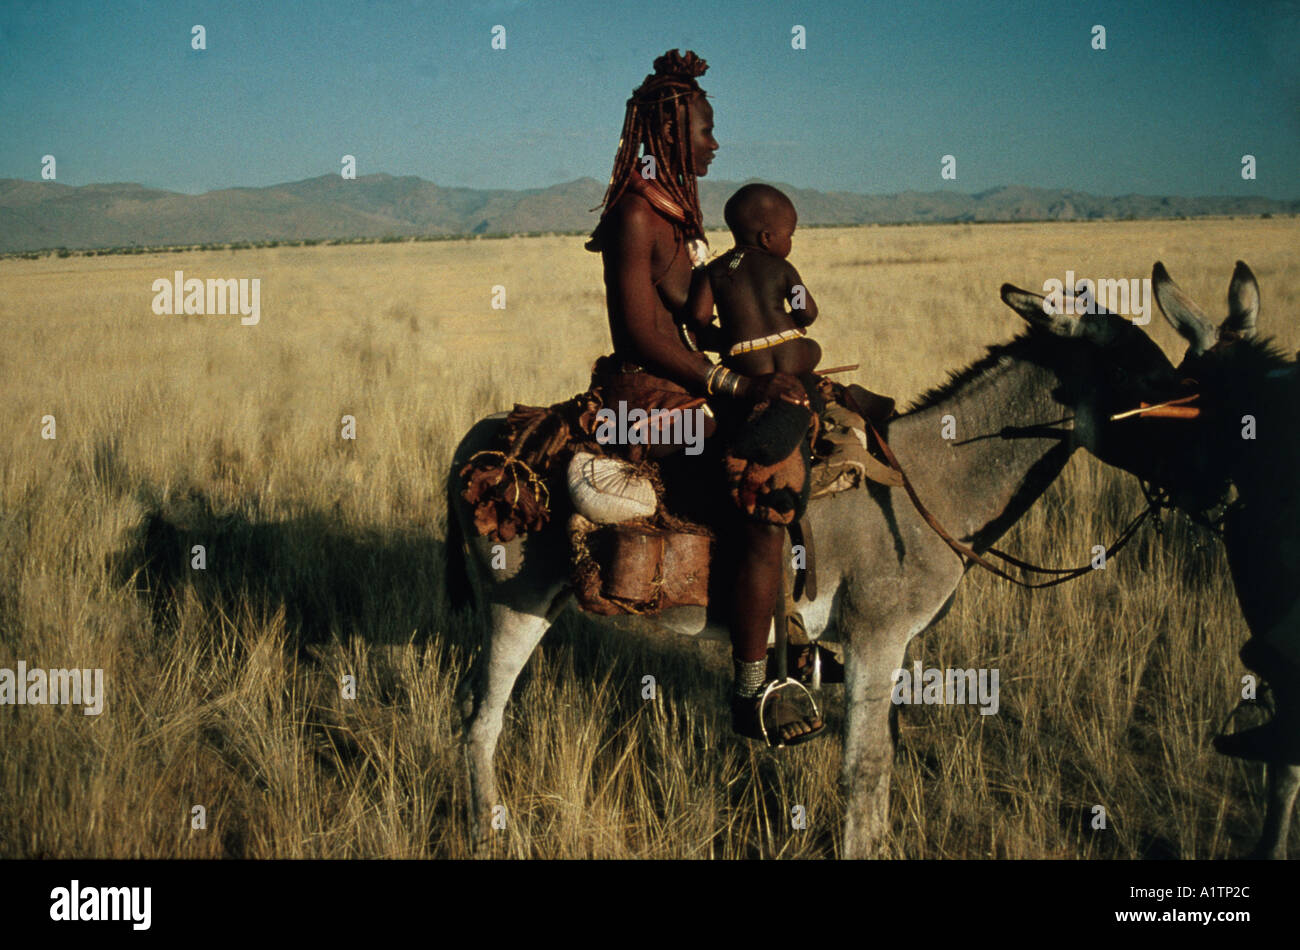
[688, 183, 822, 380]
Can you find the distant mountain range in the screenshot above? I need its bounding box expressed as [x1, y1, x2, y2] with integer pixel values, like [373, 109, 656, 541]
[1, 174, 1295, 253]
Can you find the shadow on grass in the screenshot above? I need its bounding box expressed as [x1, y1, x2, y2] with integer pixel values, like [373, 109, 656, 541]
[108, 487, 457, 655]
[107, 485, 844, 856]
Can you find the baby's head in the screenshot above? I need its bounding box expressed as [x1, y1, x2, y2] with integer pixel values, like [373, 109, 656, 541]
[724, 183, 797, 258]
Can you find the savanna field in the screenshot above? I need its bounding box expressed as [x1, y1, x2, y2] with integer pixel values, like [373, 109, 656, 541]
[1, 217, 1297, 858]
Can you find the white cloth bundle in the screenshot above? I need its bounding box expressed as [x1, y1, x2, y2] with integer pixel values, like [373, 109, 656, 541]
[566, 451, 658, 523]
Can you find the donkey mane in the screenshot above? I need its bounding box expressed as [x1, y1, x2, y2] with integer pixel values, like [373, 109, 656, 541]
[1194, 335, 1296, 414]
[1218, 335, 1294, 375]
[904, 328, 1059, 414]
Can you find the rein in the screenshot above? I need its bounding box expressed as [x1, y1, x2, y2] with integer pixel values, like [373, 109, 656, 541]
[863, 418, 1154, 590]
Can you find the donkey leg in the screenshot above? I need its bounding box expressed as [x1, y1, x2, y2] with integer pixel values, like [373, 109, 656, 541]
[1251, 763, 1300, 860]
[462, 593, 564, 847]
[840, 632, 906, 859]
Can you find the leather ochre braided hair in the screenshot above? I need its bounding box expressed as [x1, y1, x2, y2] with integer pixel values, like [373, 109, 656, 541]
[588, 49, 709, 246]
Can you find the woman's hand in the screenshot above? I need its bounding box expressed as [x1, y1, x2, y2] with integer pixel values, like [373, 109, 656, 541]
[737, 372, 811, 408]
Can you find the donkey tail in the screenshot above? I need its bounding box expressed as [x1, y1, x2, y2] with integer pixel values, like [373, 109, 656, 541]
[444, 467, 475, 612]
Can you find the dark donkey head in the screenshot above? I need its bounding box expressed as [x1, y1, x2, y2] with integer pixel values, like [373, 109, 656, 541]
[997, 281, 1190, 486]
[1153, 260, 1297, 506]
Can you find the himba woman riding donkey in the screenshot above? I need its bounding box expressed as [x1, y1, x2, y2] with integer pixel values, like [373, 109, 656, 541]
[581, 50, 848, 743]
[449, 48, 1205, 853]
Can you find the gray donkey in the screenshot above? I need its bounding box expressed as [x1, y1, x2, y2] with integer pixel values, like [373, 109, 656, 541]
[446, 286, 1184, 858]
[1152, 260, 1299, 859]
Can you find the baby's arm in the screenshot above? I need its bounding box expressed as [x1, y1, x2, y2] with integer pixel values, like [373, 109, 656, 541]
[682, 266, 729, 354]
[786, 263, 818, 327]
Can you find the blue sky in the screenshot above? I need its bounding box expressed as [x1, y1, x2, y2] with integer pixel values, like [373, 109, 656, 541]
[2, 0, 1297, 197]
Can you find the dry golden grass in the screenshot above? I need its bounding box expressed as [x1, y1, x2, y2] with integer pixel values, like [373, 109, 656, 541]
[0, 217, 1297, 858]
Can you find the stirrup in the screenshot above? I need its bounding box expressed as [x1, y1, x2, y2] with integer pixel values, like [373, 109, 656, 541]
[766, 642, 844, 690]
[757, 677, 823, 748]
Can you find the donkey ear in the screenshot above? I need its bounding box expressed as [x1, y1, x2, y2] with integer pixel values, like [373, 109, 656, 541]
[1000, 283, 1073, 334]
[1223, 260, 1259, 338]
[1153, 262, 1215, 355]
[998, 283, 1117, 343]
